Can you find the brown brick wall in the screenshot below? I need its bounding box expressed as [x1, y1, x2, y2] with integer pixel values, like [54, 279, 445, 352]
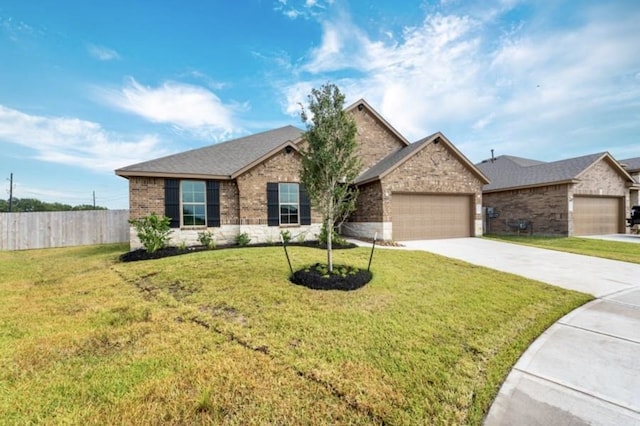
[129, 177, 242, 225]
[380, 141, 484, 223]
[351, 108, 406, 172]
[220, 180, 239, 225]
[483, 185, 570, 235]
[350, 181, 384, 222]
[129, 177, 164, 220]
[236, 148, 321, 224]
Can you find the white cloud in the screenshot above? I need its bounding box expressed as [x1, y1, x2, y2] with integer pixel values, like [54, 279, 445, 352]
[274, 0, 333, 19]
[97, 77, 241, 140]
[87, 43, 120, 61]
[0, 105, 169, 172]
[281, 1, 640, 161]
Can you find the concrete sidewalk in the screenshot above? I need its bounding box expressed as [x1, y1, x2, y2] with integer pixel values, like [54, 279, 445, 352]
[355, 238, 640, 425]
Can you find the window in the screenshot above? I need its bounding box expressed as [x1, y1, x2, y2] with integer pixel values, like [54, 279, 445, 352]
[279, 183, 299, 225]
[181, 181, 206, 226]
[267, 182, 310, 227]
[165, 179, 219, 229]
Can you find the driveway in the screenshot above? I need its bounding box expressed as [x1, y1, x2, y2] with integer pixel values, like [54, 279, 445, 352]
[382, 238, 640, 425]
[582, 233, 640, 244]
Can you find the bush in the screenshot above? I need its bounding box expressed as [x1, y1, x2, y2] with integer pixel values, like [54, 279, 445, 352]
[235, 232, 251, 247]
[318, 223, 347, 246]
[197, 230, 216, 249]
[129, 213, 172, 254]
[280, 230, 292, 244]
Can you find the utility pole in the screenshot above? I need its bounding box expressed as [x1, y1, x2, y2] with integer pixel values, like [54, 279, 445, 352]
[92, 190, 96, 208]
[7, 173, 13, 212]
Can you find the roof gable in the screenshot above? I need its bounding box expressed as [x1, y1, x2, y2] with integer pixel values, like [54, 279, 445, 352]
[620, 157, 640, 173]
[355, 132, 489, 185]
[345, 99, 410, 146]
[116, 126, 303, 179]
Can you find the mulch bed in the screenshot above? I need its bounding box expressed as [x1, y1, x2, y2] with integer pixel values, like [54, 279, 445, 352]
[290, 263, 372, 291]
[119, 241, 358, 263]
[120, 241, 372, 291]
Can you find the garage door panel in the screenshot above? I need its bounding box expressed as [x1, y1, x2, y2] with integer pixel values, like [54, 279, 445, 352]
[393, 194, 472, 240]
[574, 196, 621, 235]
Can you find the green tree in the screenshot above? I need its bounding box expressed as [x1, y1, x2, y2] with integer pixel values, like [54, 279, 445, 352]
[0, 198, 107, 212]
[300, 83, 361, 272]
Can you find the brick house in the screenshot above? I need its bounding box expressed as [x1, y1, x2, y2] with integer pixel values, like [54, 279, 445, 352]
[476, 153, 637, 236]
[116, 99, 488, 248]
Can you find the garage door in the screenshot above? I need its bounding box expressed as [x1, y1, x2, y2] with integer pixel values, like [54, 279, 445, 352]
[574, 196, 621, 235]
[392, 194, 472, 240]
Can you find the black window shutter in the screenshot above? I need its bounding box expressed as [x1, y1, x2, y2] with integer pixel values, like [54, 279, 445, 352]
[164, 179, 180, 228]
[267, 182, 279, 226]
[300, 184, 311, 225]
[206, 181, 220, 227]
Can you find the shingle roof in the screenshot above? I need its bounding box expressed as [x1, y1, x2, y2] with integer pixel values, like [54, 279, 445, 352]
[620, 157, 640, 173]
[354, 133, 437, 184]
[116, 126, 303, 178]
[476, 152, 620, 191]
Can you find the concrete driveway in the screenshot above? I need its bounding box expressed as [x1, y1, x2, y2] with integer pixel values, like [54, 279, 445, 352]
[582, 233, 640, 244]
[394, 238, 640, 425]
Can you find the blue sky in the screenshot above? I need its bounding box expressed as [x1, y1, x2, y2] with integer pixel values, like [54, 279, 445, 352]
[1, 0, 639, 209]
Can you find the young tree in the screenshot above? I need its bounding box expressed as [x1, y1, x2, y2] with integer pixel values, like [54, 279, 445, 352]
[300, 83, 361, 272]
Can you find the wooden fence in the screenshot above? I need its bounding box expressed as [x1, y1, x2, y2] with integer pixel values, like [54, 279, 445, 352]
[0, 210, 130, 251]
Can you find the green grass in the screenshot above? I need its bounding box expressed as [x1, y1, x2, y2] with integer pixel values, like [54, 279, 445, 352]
[0, 243, 591, 425]
[485, 235, 640, 264]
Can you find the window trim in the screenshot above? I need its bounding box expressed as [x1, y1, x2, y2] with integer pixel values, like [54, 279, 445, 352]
[279, 182, 300, 226]
[180, 180, 207, 228]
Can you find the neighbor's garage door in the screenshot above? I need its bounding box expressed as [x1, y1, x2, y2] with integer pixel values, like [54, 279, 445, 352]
[392, 194, 472, 240]
[573, 196, 622, 235]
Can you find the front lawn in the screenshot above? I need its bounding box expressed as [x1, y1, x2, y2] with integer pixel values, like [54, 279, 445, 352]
[485, 235, 640, 264]
[0, 244, 591, 425]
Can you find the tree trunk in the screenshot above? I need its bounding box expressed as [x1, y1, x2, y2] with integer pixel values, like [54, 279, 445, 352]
[327, 216, 333, 272]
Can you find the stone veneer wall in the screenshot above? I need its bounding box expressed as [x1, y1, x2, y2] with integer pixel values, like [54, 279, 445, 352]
[483, 185, 570, 236]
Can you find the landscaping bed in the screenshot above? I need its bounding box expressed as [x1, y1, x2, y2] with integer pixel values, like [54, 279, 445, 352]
[290, 263, 372, 291]
[120, 240, 358, 262]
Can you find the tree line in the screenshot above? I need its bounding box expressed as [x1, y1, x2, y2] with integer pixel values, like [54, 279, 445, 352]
[1, 198, 107, 212]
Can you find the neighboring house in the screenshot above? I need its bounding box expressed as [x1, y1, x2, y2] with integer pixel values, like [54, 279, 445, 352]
[476, 153, 636, 236]
[619, 157, 640, 207]
[116, 99, 488, 248]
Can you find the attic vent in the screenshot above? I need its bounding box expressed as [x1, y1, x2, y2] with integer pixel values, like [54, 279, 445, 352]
[357, 103, 364, 111]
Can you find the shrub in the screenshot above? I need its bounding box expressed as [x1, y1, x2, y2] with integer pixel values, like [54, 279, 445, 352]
[318, 223, 346, 246]
[129, 213, 172, 253]
[235, 232, 251, 247]
[280, 230, 292, 244]
[197, 230, 216, 249]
